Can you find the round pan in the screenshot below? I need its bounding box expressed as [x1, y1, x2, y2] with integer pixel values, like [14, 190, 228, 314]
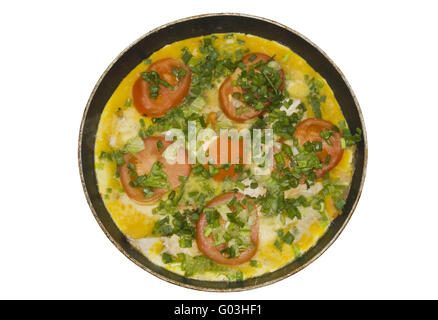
[78, 13, 367, 291]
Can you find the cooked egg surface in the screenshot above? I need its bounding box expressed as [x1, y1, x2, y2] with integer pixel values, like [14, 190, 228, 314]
[95, 33, 355, 281]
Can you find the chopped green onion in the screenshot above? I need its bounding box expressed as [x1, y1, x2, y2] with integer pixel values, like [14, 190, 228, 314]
[181, 48, 192, 65]
[319, 213, 329, 228]
[157, 140, 164, 151]
[320, 130, 334, 146]
[124, 98, 132, 107]
[249, 260, 258, 267]
[292, 244, 301, 258]
[236, 181, 246, 190]
[274, 239, 282, 251]
[335, 199, 346, 210]
[159, 79, 174, 90]
[178, 238, 192, 248]
[248, 54, 257, 62]
[340, 137, 346, 149]
[283, 231, 294, 244]
[172, 67, 187, 81]
[162, 252, 174, 264]
[113, 151, 125, 166]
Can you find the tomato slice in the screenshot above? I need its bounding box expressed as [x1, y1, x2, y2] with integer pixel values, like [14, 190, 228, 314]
[132, 58, 191, 117]
[119, 136, 191, 203]
[196, 193, 259, 265]
[219, 52, 284, 122]
[204, 135, 246, 182]
[293, 118, 344, 178]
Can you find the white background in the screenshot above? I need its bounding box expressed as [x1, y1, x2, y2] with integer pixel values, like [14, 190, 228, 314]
[1, 0, 437, 299]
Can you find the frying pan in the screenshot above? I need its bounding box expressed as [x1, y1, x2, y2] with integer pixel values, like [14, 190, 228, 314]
[78, 13, 367, 291]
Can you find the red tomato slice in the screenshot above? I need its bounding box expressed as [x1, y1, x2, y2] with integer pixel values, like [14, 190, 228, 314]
[219, 52, 284, 122]
[132, 58, 191, 118]
[204, 135, 247, 182]
[196, 193, 259, 265]
[241, 52, 272, 66]
[293, 118, 344, 178]
[119, 136, 191, 203]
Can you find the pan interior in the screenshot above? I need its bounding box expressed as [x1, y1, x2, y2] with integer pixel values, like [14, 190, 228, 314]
[79, 14, 366, 291]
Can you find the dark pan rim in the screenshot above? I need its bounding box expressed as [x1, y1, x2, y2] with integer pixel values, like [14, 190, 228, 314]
[78, 12, 368, 292]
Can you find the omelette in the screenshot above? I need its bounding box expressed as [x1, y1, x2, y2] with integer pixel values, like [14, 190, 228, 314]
[94, 33, 362, 281]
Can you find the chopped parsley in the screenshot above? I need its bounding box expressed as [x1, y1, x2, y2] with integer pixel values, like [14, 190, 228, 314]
[274, 229, 295, 251]
[339, 120, 363, 146]
[142, 70, 174, 99]
[129, 161, 169, 198]
[235, 56, 285, 113]
[305, 75, 326, 118]
[178, 253, 228, 277]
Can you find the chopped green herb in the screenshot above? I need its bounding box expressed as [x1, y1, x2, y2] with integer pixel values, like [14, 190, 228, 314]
[113, 151, 125, 166]
[340, 137, 346, 149]
[142, 71, 174, 99]
[124, 98, 132, 107]
[283, 231, 294, 245]
[99, 151, 113, 161]
[178, 253, 227, 277]
[130, 161, 169, 191]
[171, 67, 187, 81]
[157, 139, 164, 151]
[335, 199, 346, 210]
[162, 252, 174, 264]
[292, 244, 301, 258]
[227, 270, 244, 281]
[320, 129, 334, 146]
[178, 238, 193, 248]
[152, 216, 173, 236]
[305, 75, 325, 118]
[181, 47, 192, 65]
[274, 239, 282, 251]
[249, 260, 258, 268]
[339, 121, 362, 146]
